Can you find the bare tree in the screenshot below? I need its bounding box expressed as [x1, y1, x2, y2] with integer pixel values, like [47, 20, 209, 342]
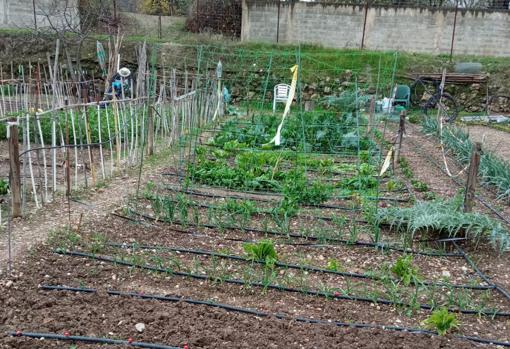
[36, 0, 113, 81]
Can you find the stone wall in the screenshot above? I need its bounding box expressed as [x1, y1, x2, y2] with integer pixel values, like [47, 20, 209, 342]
[242, 0, 510, 57]
[0, 0, 80, 30]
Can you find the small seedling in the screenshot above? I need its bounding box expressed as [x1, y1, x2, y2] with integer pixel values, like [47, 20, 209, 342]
[243, 239, 278, 266]
[424, 308, 459, 335]
[391, 255, 421, 286]
[411, 179, 429, 192]
[326, 259, 342, 272]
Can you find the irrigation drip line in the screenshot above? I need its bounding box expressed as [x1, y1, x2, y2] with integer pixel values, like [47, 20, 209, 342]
[407, 136, 510, 226]
[126, 210, 463, 257]
[39, 285, 510, 348]
[56, 250, 510, 318]
[162, 173, 409, 203]
[108, 242, 492, 290]
[145, 195, 365, 223]
[163, 184, 390, 212]
[7, 331, 182, 349]
[454, 242, 510, 304]
[110, 212, 386, 248]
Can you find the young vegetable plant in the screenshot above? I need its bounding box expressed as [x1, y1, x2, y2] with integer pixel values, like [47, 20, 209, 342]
[423, 308, 459, 335]
[391, 255, 422, 286]
[243, 239, 278, 267]
[326, 259, 343, 272]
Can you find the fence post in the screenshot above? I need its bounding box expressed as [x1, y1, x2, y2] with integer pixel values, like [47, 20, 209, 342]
[8, 122, 22, 218]
[449, 0, 459, 62]
[463, 142, 482, 213]
[393, 110, 406, 171]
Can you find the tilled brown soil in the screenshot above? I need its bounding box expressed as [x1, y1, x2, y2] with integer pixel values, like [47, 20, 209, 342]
[0, 245, 491, 349]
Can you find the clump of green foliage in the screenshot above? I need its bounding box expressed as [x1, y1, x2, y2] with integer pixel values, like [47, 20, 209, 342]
[391, 255, 421, 286]
[338, 163, 378, 193]
[423, 117, 510, 201]
[0, 179, 9, 195]
[243, 240, 278, 266]
[424, 308, 459, 335]
[211, 111, 375, 153]
[411, 179, 429, 192]
[326, 259, 342, 272]
[219, 199, 257, 220]
[376, 196, 510, 251]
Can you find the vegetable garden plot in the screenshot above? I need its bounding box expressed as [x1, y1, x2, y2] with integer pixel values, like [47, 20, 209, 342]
[4, 46, 510, 348]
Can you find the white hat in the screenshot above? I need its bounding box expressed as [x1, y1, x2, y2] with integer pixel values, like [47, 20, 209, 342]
[118, 67, 131, 78]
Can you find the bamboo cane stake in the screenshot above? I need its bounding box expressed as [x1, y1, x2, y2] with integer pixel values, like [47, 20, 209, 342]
[70, 108, 79, 189]
[96, 105, 106, 179]
[83, 107, 96, 187]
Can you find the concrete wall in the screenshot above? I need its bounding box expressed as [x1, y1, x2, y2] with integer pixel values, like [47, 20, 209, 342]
[118, 0, 138, 13]
[242, 0, 510, 57]
[0, 0, 80, 30]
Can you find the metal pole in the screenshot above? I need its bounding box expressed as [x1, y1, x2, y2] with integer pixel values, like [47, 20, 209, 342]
[450, 0, 459, 62]
[276, 0, 281, 43]
[32, 0, 37, 31]
[361, 1, 369, 49]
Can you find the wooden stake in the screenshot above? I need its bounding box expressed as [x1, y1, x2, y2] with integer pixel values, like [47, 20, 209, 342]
[463, 142, 482, 213]
[147, 104, 154, 156]
[8, 122, 22, 218]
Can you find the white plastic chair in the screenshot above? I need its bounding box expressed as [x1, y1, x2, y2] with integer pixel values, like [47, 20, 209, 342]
[273, 84, 291, 113]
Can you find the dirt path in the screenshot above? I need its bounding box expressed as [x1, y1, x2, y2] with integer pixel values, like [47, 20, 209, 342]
[463, 125, 510, 160]
[0, 149, 180, 276]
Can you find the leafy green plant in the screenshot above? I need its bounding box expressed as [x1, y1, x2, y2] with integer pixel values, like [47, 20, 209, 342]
[376, 196, 510, 251]
[423, 117, 510, 201]
[411, 179, 429, 192]
[386, 179, 401, 192]
[391, 255, 421, 286]
[326, 259, 342, 272]
[399, 157, 414, 179]
[89, 233, 107, 254]
[0, 179, 8, 195]
[423, 308, 459, 335]
[243, 239, 278, 266]
[339, 164, 378, 192]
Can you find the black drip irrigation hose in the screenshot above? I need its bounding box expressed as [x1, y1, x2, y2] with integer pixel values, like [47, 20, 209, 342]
[162, 174, 410, 203]
[39, 285, 510, 348]
[454, 242, 510, 304]
[55, 250, 510, 318]
[124, 210, 463, 258]
[147, 194, 366, 224]
[407, 137, 510, 227]
[7, 331, 182, 349]
[164, 182, 359, 211]
[108, 242, 492, 291]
